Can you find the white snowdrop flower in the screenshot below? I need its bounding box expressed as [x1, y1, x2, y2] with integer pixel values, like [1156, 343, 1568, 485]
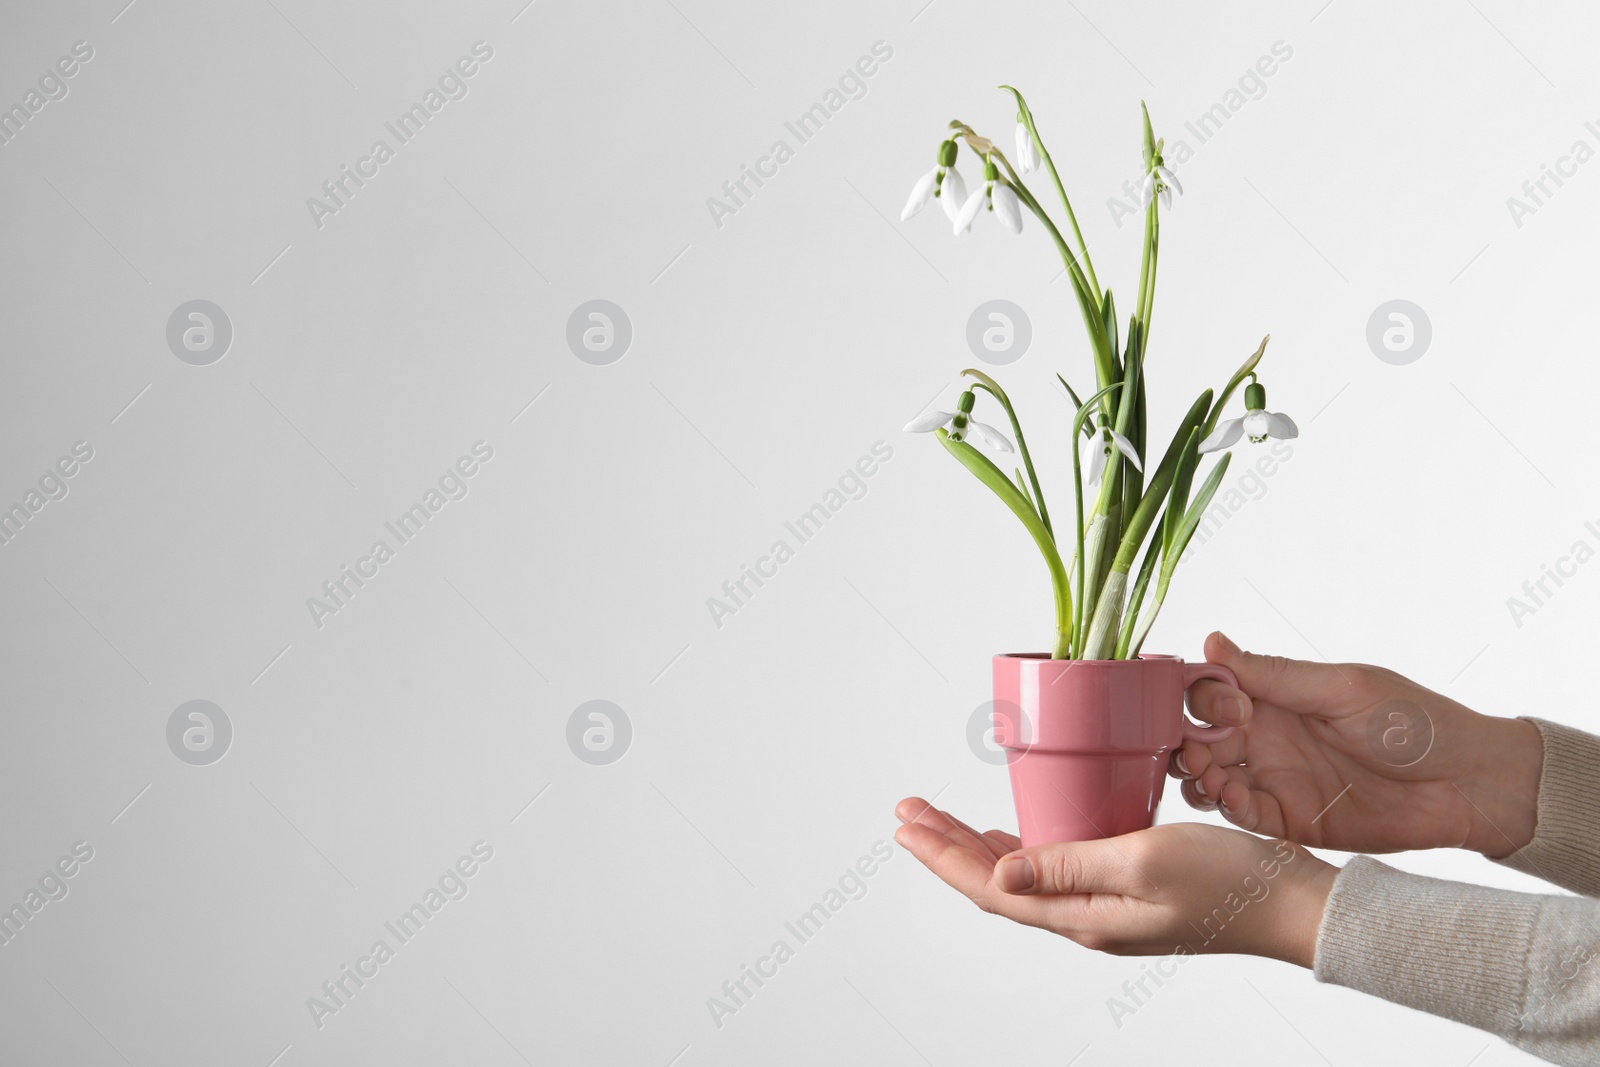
[1014, 120, 1041, 173]
[904, 390, 1014, 452]
[1199, 380, 1299, 452]
[1139, 162, 1183, 211]
[1086, 427, 1142, 488]
[953, 159, 1023, 235]
[902, 139, 969, 224]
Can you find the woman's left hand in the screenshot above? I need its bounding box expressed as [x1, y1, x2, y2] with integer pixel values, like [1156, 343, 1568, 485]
[893, 797, 1338, 966]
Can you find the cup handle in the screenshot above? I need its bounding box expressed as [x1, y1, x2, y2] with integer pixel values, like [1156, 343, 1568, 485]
[1180, 663, 1241, 744]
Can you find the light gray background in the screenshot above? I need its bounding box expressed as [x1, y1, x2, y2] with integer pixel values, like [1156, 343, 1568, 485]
[0, 0, 1594, 1064]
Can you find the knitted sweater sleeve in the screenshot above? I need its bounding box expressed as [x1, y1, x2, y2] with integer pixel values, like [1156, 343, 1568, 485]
[1492, 719, 1600, 898]
[1311, 718, 1600, 1065]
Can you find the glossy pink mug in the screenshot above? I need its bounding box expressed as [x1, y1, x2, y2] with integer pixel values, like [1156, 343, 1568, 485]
[991, 653, 1239, 847]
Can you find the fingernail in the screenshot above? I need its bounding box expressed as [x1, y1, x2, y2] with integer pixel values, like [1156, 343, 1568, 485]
[1193, 777, 1209, 799]
[1226, 697, 1246, 723]
[1217, 632, 1240, 656]
[997, 857, 1035, 893]
[1173, 750, 1191, 778]
[1219, 795, 1235, 815]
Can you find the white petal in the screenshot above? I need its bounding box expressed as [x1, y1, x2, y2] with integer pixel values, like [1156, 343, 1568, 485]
[939, 167, 968, 223]
[951, 188, 985, 234]
[903, 410, 954, 433]
[1158, 184, 1171, 211]
[1015, 123, 1040, 172]
[900, 168, 938, 221]
[969, 419, 1015, 453]
[1264, 411, 1299, 440]
[1140, 172, 1157, 209]
[1198, 418, 1245, 453]
[1108, 430, 1143, 472]
[1086, 439, 1109, 487]
[1157, 165, 1183, 196]
[992, 184, 1023, 233]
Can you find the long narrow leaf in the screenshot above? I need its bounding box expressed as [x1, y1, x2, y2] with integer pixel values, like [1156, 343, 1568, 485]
[1115, 533, 1163, 658]
[1056, 375, 1097, 440]
[963, 368, 1051, 538]
[1102, 290, 1119, 368]
[1162, 427, 1200, 555]
[937, 429, 1072, 656]
[1160, 452, 1233, 584]
[1109, 388, 1212, 573]
[1015, 467, 1035, 511]
[1071, 382, 1124, 655]
[1126, 455, 1235, 660]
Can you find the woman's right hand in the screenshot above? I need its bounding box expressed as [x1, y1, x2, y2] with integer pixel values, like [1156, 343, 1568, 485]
[1178, 632, 1544, 858]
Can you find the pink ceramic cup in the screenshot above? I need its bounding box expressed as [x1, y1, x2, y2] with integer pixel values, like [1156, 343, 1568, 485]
[991, 653, 1240, 847]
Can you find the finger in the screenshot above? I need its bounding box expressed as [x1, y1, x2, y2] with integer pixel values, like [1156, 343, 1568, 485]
[896, 800, 1008, 862]
[1196, 763, 1235, 811]
[1181, 776, 1218, 812]
[942, 811, 1014, 861]
[897, 824, 1063, 929]
[1204, 631, 1354, 715]
[1168, 739, 1207, 781]
[1216, 771, 1286, 838]
[1185, 678, 1252, 728]
[1166, 731, 1248, 782]
[896, 796, 943, 825]
[983, 828, 1023, 853]
[894, 823, 1001, 903]
[992, 838, 1144, 897]
[1192, 727, 1250, 768]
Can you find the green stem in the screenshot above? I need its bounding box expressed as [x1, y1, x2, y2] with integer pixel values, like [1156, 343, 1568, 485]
[1001, 171, 1115, 399]
[1000, 85, 1102, 301]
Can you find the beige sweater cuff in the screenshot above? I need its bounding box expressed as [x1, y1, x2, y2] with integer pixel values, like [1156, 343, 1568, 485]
[1494, 718, 1600, 897]
[1313, 856, 1539, 1033]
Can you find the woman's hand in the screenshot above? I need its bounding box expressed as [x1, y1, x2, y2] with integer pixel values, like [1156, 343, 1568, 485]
[893, 798, 1337, 967]
[1178, 632, 1543, 857]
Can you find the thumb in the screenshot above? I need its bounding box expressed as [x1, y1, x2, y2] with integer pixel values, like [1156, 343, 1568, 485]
[1204, 631, 1353, 714]
[993, 839, 1141, 897]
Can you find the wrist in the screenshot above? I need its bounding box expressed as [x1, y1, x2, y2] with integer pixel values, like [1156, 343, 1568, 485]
[1258, 847, 1337, 969]
[1459, 716, 1543, 858]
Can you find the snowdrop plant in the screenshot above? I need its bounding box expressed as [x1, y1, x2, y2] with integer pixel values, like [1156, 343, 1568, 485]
[901, 89, 1298, 660]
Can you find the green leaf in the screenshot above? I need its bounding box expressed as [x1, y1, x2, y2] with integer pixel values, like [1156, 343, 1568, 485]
[1162, 427, 1200, 555]
[1115, 346, 1144, 516]
[1070, 382, 1125, 654]
[1160, 453, 1233, 585]
[1110, 388, 1212, 573]
[1056, 374, 1097, 440]
[1069, 269, 1116, 394]
[963, 368, 1052, 537]
[1140, 101, 1156, 169]
[937, 429, 1072, 656]
[1102, 290, 1119, 367]
[1015, 467, 1035, 511]
[1116, 533, 1164, 658]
